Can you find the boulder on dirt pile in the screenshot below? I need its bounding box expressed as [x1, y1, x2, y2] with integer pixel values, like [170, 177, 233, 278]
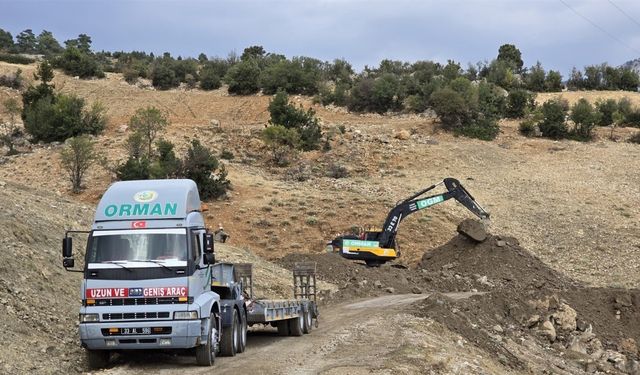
[552, 303, 578, 332]
[457, 219, 487, 242]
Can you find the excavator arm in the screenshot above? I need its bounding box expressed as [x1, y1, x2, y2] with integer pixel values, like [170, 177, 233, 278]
[377, 178, 489, 248]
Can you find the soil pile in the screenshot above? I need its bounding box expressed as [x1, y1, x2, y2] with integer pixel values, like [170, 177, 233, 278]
[415, 220, 640, 374]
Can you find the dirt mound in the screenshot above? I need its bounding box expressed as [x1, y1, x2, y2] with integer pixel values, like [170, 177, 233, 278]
[414, 224, 640, 374]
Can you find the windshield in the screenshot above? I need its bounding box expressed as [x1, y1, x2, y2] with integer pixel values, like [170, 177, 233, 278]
[87, 229, 187, 265]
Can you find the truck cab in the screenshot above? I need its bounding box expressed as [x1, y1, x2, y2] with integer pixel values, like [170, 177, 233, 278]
[62, 179, 228, 368]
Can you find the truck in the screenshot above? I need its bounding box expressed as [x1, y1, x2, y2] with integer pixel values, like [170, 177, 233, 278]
[62, 179, 318, 369]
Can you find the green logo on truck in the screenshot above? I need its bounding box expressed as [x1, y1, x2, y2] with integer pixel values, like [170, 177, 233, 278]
[416, 195, 444, 209]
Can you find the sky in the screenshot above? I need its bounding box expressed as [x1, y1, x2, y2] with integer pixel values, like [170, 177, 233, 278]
[2, 0, 640, 76]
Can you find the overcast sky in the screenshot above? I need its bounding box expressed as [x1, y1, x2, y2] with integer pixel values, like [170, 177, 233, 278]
[2, 0, 640, 75]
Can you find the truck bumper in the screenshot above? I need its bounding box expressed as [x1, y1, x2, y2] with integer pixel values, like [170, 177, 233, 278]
[79, 320, 202, 350]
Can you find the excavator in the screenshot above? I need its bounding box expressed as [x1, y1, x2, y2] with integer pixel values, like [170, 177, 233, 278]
[330, 178, 490, 266]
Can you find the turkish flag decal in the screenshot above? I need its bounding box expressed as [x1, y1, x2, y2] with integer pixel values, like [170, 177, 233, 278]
[131, 221, 146, 229]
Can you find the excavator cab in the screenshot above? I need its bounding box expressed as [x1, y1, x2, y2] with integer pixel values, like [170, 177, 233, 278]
[331, 178, 489, 266]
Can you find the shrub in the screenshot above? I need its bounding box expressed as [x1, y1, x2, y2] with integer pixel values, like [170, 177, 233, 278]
[327, 163, 349, 179]
[505, 89, 535, 118]
[23, 94, 106, 143]
[0, 29, 13, 51]
[199, 67, 221, 90]
[262, 124, 301, 149]
[225, 59, 261, 95]
[220, 149, 234, 160]
[629, 132, 640, 144]
[149, 139, 181, 178]
[116, 157, 150, 180]
[595, 99, 618, 126]
[151, 62, 178, 90]
[122, 67, 139, 84]
[538, 99, 568, 139]
[569, 98, 599, 140]
[348, 75, 403, 113]
[518, 118, 536, 137]
[60, 136, 99, 193]
[0, 69, 23, 89]
[430, 88, 469, 130]
[0, 52, 34, 65]
[182, 139, 230, 200]
[285, 163, 311, 181]
[268, 90, 322, 150]
[456, 116, 500, 141]
[55, 47, 104, 78]
[545, 71, 563, 92]
[260, 57, 321, 95]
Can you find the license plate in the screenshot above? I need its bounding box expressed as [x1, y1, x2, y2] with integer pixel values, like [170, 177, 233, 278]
[120, 327, 151, 335]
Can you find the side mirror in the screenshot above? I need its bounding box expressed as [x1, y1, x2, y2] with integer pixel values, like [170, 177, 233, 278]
[63, 258, 75, 268]
[62, 237, 73, 258]
[203, 252, 215, 265]
[204, 233, 214, 253]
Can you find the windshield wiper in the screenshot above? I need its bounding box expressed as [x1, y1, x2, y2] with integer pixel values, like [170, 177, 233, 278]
[130, 259, 173, 271]
[101, 261, 133, 272]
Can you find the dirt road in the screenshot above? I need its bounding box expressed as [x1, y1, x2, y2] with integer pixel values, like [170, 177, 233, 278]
[99, 292, 505, 375]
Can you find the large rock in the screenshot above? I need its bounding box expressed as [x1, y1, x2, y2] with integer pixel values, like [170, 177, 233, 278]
[618, 338, 638, 356]
[552, 303, 578, 332]
[394, 130, 411, 140]
[457, 219, 487, 242]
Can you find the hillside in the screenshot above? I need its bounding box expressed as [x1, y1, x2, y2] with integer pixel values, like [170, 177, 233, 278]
[1, 60, 640, 373]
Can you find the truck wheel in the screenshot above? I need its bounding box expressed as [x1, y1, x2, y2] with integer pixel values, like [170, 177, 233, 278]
[237, 312, 247, 353]
[196, 313, 217, 366]
[289, 315, 304, 337]
[86, 349, 110, 369]
[221, 309, 238, 356]
[303, 307, 313, 334]
[277, 320, 289, 336]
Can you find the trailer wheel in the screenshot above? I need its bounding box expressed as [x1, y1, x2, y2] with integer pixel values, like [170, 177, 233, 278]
[86, 349, 110, 369]
[196, 313, 218, 366]
[221, 309, 239, 356]
[289, 315, 304, 337]
[277, 320, 289, 336]
[237, 312, 247, 353]
[303, 307, 313, 334]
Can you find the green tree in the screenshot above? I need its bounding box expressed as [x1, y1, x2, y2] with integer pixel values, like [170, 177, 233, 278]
[64, 34, 92, 54]
[595, 99, 618, 126]
[618, 68, 639, 91]
[60, 135, 99, 193]
[182, 139, 230, 200]
[128, 106, 169, 157]
[526, 62, 545, 92]
[268, 90, 322, 150]
[567, 67, 584, 90]
[241, 45, 266, 61]
[0, 28, 13, 51]
[570, 98, 599, 140]
[545, 71, 563, 92]
[225, 59, 261, 95]
[199, 65, 221, 90]
[36, 30, 63, 55]
[56, 46, 104, 78]
[150, 139, 181, 178]
[116, 156, 150, 181]
[151, 60, 178, 90]
[16, 29, 37, 53]
[497, 43, 523, 72]
[430, 88, 469, 130]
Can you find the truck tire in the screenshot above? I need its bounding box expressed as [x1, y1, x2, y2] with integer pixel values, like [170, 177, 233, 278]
[289, 315, 304, 337]
[86, 349, 110, 369]
[221, 309, 238, 356]
[303, 307, 313, 334]
[196, 313, 217, 366]
[237, 312, 247, 353]
[277, 320, 289, 336]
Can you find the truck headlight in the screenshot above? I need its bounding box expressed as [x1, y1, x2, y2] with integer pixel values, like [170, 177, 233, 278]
[79, 313, 99, 323]
[174, 311, 198, 320]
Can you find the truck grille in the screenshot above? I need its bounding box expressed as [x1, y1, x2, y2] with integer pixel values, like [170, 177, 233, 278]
[84, 297, 193, 306]
[102, 312, 171, 320]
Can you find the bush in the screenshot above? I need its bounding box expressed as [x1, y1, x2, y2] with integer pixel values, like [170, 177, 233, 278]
[220, 149, 234, 160]
[327, 163, 349, 179]
[23, 94, 106, 143]
[182, 139, 230, 200]
[225, 59, 261, 95]
[595, 99, 618, 126]
[545, 71, 563, 92]
[629, 132, 640, 144]
[55, 47, 104, 78]
[285, 163, 311, 181]
[116, 156, 150, 180]
[268, 90, 322, 150]
[348, 75, 403, 113]
[456, 116, 500, 141]
[430, 88, 469, 130]
[151, 62, 178, 90]
[0, 69, 23, 89]
[505, 89, 535, 118]
[149, 139, 180, 178]
[569, 98, 599, 140]
[199, 67, 221, 90]
[260, 57, 321, 95]
[262, 124, 301, 149]
[519, 118, 536, 137]
[538, 99, 568, 139]
[60, 136, 99, 193]
[122, 67, 139, 84]
[0, 52, 34, 65]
